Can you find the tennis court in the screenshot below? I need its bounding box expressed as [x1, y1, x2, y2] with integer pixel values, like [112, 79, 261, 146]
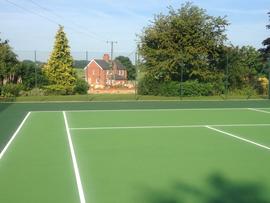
[1, 107, 270, 203]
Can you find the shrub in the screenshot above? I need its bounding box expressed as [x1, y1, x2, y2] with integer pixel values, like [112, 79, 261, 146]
[19, 88, 46, 96]
[182, 81, 214, 96]
[43, 85, 73, 95]
[138, 76, 216, 97]
[0, 83, 23, 97]
[256, 77, 269, 95]
[137, 75, 160, 95]
[74, 79, 89, 94]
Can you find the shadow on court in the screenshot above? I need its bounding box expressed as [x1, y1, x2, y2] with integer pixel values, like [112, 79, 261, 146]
[141, 173, 269, 203]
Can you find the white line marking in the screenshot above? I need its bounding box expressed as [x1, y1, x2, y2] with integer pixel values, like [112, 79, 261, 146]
[205, 126, 270, 151]
[30, 108, 270, 113]
[69, 123, 270, 130]
[248, 108, 270, 114]
[31, 108, 254, 113]
[0, 112, 31, 160]
[63, 111, 86, 203]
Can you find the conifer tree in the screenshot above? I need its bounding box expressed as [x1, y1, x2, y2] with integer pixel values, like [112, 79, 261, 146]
[44, 25, 76, 88]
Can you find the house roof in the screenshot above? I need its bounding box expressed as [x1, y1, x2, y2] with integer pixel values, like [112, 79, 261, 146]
[86, 59, 126, 71]
[94, 59, 111, 70]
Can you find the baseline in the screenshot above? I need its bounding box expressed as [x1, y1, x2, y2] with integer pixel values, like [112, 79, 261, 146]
[206, 126, 270, 151]
[31, 107, 263, 113]
[0, 112, 31, 160]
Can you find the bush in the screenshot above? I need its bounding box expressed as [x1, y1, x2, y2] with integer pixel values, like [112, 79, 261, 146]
[256, 77, 269, 95]
[137, 75, 160, 95]
[19, 88, 46, 96]
[74, 79, 89, 94]
[43, 85, 73, 95]
[138, 76, 216, 97]
[182, 81, 214, 96]
[0, 84, 23, 97]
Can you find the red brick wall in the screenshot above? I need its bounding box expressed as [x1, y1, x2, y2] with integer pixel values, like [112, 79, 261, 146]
[86, 61, 106, 86]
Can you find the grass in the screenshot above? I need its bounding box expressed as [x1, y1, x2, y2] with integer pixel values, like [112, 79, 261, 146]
[0, 93, 267, 102]
[1, 108, 270, 203]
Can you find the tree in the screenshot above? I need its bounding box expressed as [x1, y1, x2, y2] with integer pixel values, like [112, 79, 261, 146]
[0, 38, 20, 85]
[115, 56, 136, 80]
[260, 12, 270, 62]
[225, 46, 263, 90]
[138, 2, 228, 84]
[43, 25, 77, 88]
[19, 60, 47, 89]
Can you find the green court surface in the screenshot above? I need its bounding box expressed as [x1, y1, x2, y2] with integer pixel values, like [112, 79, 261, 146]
[1, 108, 270, 203]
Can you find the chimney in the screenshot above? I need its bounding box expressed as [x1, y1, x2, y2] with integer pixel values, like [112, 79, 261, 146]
[103, 53, 110, 62]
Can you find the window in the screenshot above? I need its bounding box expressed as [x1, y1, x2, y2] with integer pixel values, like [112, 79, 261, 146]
[93, 70, 95, 75]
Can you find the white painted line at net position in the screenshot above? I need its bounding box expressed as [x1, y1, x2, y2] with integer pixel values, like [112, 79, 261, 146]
[0, 112, 31, 160]
[63, 111, 86, 203]
[69, 123, 270, 131]
[205, 126, 270, 151]
[248, 108, 270, 114]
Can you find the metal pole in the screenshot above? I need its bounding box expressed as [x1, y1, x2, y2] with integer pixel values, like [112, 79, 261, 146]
[135, 51, 138, 99]
[179, 64, 183, 100]
[34, 50, 37, 88]
[268, 58, 270, 99]
[225, 53, 229, 99]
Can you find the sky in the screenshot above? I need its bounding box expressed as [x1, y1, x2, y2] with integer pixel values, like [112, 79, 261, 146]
[0, 0, 269, 61]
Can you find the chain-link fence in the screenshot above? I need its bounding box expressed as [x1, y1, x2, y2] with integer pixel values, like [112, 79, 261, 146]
[14, 50, 136, 64]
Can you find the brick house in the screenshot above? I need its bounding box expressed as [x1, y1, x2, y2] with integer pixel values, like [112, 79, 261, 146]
[84, 54, 127, 89]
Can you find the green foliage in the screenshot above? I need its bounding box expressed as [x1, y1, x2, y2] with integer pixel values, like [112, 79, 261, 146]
[43, 85, 73, 95]
[19, 88, 46, 97]
[225, 46, 264, 90]
[73, 60, 89, 69]
[182, 80, 214, 96]
[0, 38, 19, 85]
[139, 2, 228, 83]
[43, 25, 77, 87]
[115, 56, 136, 80]
[19, 60, 47, 89]
[260, 12, 270, 61]
[74, 79, 89, 94]
[0, 83, 23, 97]
[138, 76, 216, 96]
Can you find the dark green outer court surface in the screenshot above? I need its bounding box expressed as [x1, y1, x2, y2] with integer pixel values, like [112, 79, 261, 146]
[0, 100, 270, 203]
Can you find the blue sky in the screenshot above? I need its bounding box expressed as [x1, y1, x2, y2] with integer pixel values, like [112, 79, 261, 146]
[0, 0, 269, 57]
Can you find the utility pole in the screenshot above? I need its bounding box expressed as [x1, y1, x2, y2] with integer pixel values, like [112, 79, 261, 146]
[106, 41, 117, 61]
[107, 41, 117, 86]
[86, 51, 88, 61]
[34, 50, 37, 88]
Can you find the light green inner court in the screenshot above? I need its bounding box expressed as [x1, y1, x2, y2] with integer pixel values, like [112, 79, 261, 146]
[0, 108, 270, 203]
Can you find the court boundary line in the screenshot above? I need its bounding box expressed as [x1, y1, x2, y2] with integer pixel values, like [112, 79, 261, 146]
[206, 126, 270, 151]
[0, 112, 31, 160]
[30, 107, 270, 113]
[63, 111, 86, 203]
[248, 108, 270, 114]
[69, 123, 270, 130]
